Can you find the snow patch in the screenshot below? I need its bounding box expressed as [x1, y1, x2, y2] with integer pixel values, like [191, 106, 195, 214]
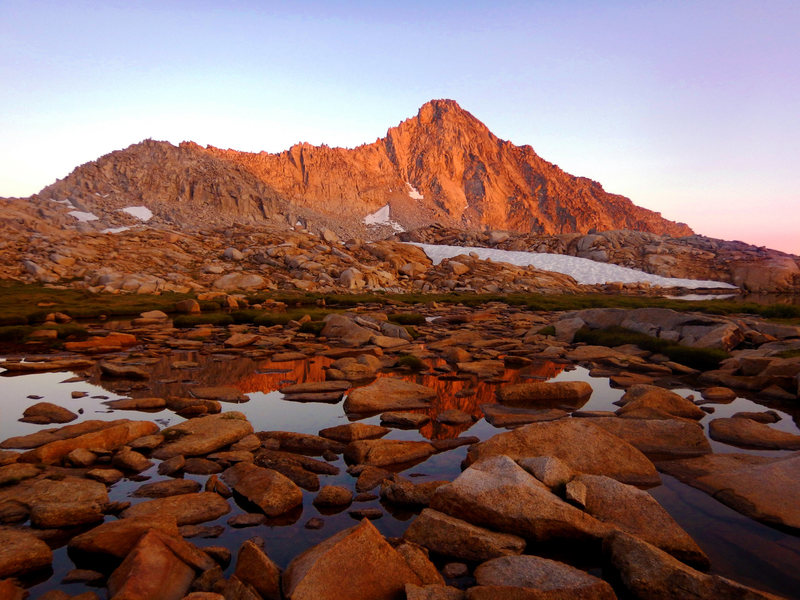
[101, 226, 131, 234]
[121, 206, 153, 221]
[408, 243, 738, 289]
[364, 205, 405, 232]
[68, 210, 99, 222]
[406, 183, 424, 200]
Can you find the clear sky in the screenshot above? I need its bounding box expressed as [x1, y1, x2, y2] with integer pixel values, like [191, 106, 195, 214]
[1, 1, 798, 254]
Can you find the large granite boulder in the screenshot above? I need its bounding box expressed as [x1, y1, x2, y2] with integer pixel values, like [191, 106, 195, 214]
[465, 419, 660, 486]
[152, 412, 254, 459]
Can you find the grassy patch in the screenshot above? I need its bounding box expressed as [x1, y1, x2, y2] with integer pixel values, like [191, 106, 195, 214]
[776, 348, 800, 359]
[537, 325, 556, 336]
[388, 313, 426, 326]
[173, 314, 234, 328]
[298, 321, 326, 335]
[0, 281, 197, 324]
[574, 326, 729, 371]
[395, 354, 425, 371]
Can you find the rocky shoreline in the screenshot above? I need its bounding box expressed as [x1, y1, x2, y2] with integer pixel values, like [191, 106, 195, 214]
[0, 300, 799, 599]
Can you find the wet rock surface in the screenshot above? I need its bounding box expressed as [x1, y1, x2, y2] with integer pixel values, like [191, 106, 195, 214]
[0, 300, 797, 599]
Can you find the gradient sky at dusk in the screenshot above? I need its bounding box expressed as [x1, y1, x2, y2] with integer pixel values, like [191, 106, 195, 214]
[1, 1, 798, 253]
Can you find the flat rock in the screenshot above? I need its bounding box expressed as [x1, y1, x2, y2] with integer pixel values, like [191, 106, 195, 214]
[0, 358, 94, 372]
[281, 381, 351, 394]
[430, 456, 611, 543]
[18, 419, 159, 465]
[0, 463, 40, 486]
[496, 381, 592, 410]
[225, 333, 261, 348]
[190, 386, 248, 403]
[257, 431, 344, 455]
[320, 314, 375, 346]
[344, 378, 436, 413]
[132, 479, 201, 498]
[517, 456, 574, 489]
[380, 478, 448, 506]
[68, 515, 180, 558]
[481, 404, 567, 428]
[617, 384, 705, 420]
[674, 454, 800, 531]
[152, 412, 254, 459]
[404, 508, 526, 562]
[574, 473, 708, 567]
[282, 519, 422, 600]
[21, 401, 77, 424]
[122, 492, 230, 525]
[701, 386, 737, 402]
[465, 419, 660, 487]
[99, 361, 150, 379]
[708, 418, 800, 450]
[344, 439, 436, 467]
[319, 423, 390, 443]
[0, 527, 53, 577]
[605, 530, 782, 600]
[221, 462, 303, 517]
[470, 555, 616, 600]
[0, 476, 108, 529]
[381, 411, 431, 428]
[406, 584, 465, 600]
[104, 397, 166, 410]
[313, 485, 353, 507]
[583, 417, 711, 459]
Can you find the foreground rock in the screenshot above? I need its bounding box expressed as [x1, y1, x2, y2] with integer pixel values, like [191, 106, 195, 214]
[344, 377, 437, 413]
[0, 476, 108, 528]
[16, 419, 159, 465]
[431, 456, 610, 543]
[234, 539, 282, 600]
[122, 492, 230, 525]
[152, 412, 254, 459]
[470, 555, 616, 600]
[21, 401, 78, 424]
[107, 529, 212, 600]
[572, 474, 708, 567]
[222, 462, 303, 517]
[497, 381, 593, 410]
[583, 417, 711, 459]
[617, 384, 705, 420]
[344, 439, 436, 467]
[282, 519, 423, 600]
[660, 454, 800, 532]
[708, 418, 800, 450]
[605, 531, 783, 600]
[465, 420, 660, 486]
[0, 527, 53, 577]
[404, 508, 526, 562]
[68, 515, 180, 558]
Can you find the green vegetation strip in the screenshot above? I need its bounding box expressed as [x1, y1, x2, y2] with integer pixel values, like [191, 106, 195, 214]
[573, 326, 730, 371]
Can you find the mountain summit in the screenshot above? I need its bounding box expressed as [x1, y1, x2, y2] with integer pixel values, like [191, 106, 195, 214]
[35, 99, 692, 237]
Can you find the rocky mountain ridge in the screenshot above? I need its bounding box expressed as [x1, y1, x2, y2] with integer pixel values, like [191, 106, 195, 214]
[29, 99, 691, 238]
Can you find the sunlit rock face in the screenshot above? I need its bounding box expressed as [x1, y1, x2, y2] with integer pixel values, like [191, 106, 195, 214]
[31, 99, 691, 237]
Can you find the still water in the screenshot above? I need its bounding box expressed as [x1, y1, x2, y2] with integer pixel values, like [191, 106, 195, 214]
[1, 352, 799, 598]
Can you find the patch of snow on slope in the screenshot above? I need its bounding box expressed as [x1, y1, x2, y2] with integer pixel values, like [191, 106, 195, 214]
[68, 210, 99, 222]
[364, 205, 404, 232]
[121, 206, 153, 221]
[101, 226, 131, 234]
[406, 183, 424, 200]
[408, 243, 737, 289]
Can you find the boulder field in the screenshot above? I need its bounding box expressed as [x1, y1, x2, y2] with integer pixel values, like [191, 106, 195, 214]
[0, 303, 797, 599]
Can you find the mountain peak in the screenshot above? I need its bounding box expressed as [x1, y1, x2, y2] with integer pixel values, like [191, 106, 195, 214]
[34, 101, 692, 238]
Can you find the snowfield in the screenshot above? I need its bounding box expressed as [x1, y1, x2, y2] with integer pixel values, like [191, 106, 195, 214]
[363, 205, 404, 232]
[121, 206, 153, 221]
[408, 243, 738, 289]
[68, 210, 99, 222]
[406, 183, 424, 200]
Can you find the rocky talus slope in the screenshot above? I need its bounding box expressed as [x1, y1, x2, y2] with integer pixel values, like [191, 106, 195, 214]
[29, 99, 691, 237]
[400, 226, 800, 293]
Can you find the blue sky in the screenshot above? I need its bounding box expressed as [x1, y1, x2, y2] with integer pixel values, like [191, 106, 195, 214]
[2, 1, 798, 253]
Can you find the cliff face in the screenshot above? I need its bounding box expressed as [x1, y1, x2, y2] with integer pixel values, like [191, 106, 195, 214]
[35, 99, 692, 237]
[202, 99, 692, 236]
